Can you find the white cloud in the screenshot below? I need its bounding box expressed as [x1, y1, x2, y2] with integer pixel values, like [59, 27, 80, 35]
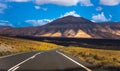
[0, 20, 13, 26]
[34, 6, 48, 11]
[100, 0, 120, 6]
[6, 0, 93, 6]
[26, 11, 80, 26]
[25, 19, 53, 26]
[34, 6, 40, 10]
[42, 8, 48, 11]
[62, 11, 80, 17]
[79, 0, 93, 6]
[7, 0, 30, 2]
[109, 14, 112, 19]
[35, 0, 79, 6]
[96, 6, 102, 11]
[92, 12, 112, 22]
[35, 0, 93, 6]
[108, 14, 112, 21]
[0, 3, 7, 13]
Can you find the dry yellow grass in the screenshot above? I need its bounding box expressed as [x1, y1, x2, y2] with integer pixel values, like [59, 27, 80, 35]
[60, 47, 120, 67]
[0, 36, 61, 56]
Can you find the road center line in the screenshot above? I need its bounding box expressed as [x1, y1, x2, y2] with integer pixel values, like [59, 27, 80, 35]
[56, 51, 92, 71]
[8, 52, 42, 71]
[11, 66, 20, 71]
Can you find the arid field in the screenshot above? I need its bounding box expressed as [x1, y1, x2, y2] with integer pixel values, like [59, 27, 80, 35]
[60, 47, 120, 68]
[0, 36, 120, 70]
[0, 36, 60, 56]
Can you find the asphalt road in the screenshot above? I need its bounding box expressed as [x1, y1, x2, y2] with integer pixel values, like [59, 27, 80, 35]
[0, 50, 92, 71]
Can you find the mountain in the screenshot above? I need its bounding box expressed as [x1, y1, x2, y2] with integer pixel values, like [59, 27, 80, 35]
[0, 26, 12, 32]
[0, 16, 120, 39]
[36, 16, 94, 38]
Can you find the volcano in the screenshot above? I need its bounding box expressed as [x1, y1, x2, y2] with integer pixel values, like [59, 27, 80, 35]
[0, 16, 120, 39]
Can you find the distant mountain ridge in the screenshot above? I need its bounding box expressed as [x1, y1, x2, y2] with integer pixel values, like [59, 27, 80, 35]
[0, 16, 120, 39]
[0, 26, 12, 32]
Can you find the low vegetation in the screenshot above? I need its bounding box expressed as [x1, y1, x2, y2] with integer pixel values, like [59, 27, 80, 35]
[60, 47, 120, 68]
[1, 36, 120, 69]
[0, 36, 61, 56]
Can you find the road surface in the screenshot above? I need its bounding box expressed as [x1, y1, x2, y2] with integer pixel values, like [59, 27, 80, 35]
[0, 50, 92, 71]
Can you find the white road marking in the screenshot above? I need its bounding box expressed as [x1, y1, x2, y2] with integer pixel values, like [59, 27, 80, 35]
[8, 52, 42, 71]
[56, 51, 92, 71]
[11, 66, 20, 71]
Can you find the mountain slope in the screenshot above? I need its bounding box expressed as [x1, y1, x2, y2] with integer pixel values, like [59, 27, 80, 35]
[35, 16, 120, 38]
[0, 26, 12, 32]
[0, 16, 120, 39]
[99, 22, 120, 36]
[36, 16, 94, 38]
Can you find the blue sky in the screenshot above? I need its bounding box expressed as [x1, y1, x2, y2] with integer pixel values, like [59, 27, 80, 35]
[0, 0, 120, 27]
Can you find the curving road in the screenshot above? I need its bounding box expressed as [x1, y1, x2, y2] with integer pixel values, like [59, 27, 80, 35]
[0, 50, 92, 71]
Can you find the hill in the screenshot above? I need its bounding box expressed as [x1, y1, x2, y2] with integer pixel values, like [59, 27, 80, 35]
[0, 26, 12, 32]
[0, 16, 120, 39]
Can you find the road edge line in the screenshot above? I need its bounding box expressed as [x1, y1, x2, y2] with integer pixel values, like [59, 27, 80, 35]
[56, 51, 92, 71]
[0, 52, 28, 59]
